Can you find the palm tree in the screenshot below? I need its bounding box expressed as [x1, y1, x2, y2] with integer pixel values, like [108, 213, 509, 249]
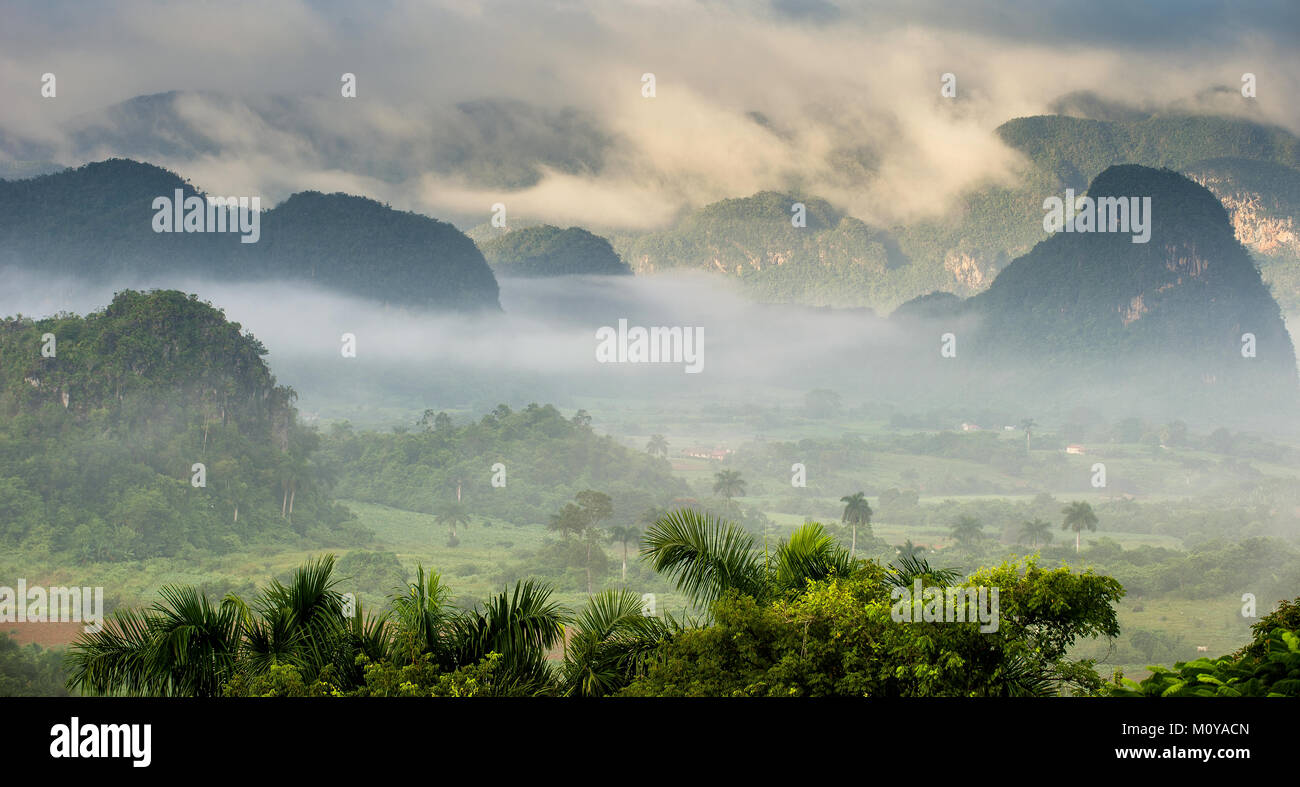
[949, 515, 984, 549]
[640, 508, 852, 608]
[895, 539, 927, 559]
[1061, 501, 1098, 553]
[642, 509, 766, 606]
[231, 555, 353, 680]
[67, 555, 351, 697]
[560, 589, 676, 697]
[1019, 418, 1037, 452]
[389, 564, 455, 664]
[712, 469, 746, 501]
[770, 522, 856, 596]
[645, 434, 669, 458]
[388, 572, 567, 695]
[449, 579, 567, 695]
[66, 585, 242, 697]
[1019, 518, 1053, 548]
[436, 501, 471, 545]
[608, 525, 641, 583]
[68, 555, 570, 697]
[839, 491, 873, 560]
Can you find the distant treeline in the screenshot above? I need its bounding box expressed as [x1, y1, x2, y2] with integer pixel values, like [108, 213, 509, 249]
[320, 403, 688, 527]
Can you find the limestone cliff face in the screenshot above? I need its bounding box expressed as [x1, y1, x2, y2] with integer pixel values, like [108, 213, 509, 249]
[944, 250, 993, 292]
[1192, 172, 1299, 259]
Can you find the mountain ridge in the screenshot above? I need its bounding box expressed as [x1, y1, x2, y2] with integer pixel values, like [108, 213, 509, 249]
[0, 159, 501, 311]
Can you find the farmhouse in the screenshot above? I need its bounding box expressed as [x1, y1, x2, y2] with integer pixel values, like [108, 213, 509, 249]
[683, 448, 732, 461]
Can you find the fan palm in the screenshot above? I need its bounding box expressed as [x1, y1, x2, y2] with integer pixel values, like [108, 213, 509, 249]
[641, 509, 767, 605]
[228, 555, 351, 681]
[68, 554, 371, 696]
[770, 521, 855, 595]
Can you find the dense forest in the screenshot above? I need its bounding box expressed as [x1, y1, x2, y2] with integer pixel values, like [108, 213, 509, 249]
[612, 191, 941, 309]
[320, 403, 687, 531]
[0, 290, 362, 560]
[477, 225, 632, 277]
[0, 159, 501, 310]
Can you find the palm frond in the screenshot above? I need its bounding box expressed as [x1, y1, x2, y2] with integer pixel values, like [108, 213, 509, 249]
[390, 565, 457, 664]
[771, 521, 854, 594]
[450, 579, 567, 695]
[561, 589, 674, 697]
[641, 508, 766, 605]
[886, 553, 961, 589]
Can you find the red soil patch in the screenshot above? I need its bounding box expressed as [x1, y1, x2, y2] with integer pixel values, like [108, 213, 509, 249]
[3, 621, 85, 649]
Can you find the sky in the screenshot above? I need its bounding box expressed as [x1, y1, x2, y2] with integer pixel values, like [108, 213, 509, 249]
[1, 0, 1296, 229]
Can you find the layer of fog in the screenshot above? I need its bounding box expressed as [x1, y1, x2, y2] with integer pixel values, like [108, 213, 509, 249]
[0, 269, 929, 418]
[5, 268, 1296, 436]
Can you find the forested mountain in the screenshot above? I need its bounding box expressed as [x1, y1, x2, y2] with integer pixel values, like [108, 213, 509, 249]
[996, 114, 1300, 309]
[477, 225, 631, 277]
[0, 290, 363, 561]
[997, 114, 1300, 190]
[604, 114, 1300, 313]
[896, 165, 1299, 414]
[9, 108, 1296, 315]
[0, 159, 501, 310]
[612, 191, 929, 308]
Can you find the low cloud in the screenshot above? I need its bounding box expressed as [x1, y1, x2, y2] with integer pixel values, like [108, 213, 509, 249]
[0, 0, 1294, 230]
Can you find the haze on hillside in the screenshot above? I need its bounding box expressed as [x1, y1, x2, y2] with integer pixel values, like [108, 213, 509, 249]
[2, 0, 1300, 703]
